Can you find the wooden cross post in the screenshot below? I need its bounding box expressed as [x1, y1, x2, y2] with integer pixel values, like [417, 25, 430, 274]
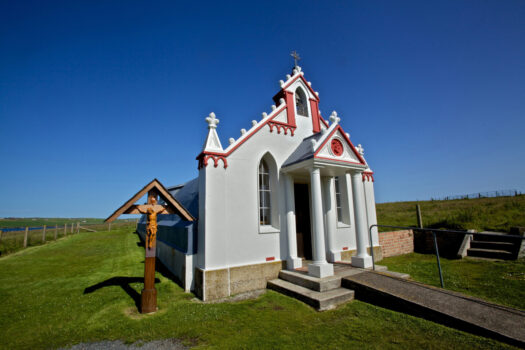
[105, 179, 194, 314]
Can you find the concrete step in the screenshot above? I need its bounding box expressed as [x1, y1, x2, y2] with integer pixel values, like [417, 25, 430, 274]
[473, 232, 520, 244]
[467, 248, 514, 260]
[267, 278, 354, 311]
[470, 240, 515, 252]
[279, 270, 342, 292]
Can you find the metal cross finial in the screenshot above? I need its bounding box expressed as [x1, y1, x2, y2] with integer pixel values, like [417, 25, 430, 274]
[290, 50, 301, 67]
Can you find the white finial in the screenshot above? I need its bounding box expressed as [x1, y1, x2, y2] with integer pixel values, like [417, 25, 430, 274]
[251, 120, 258, 127]
[229, 138, 235, 145]
[262, 112, 268, 119]
[279, 80, 285, 87]
[311, 139, 317, 151]
[286, 74, 291, 80]
[315, 91, 319, 97]
[296, 66, 302, 72]
[203, 112, 223, 152]
[345, 132, 350, 139]
[279, 98, 285, 105]
[329, 111, 340, 124]
[271, 105, 276, 110]
[240, 128, 246, 135]
[206, 112, 219, 129]
[308, 81, 312, 86]
[292, 68, 297, 75]
[357, 144, 364, 156]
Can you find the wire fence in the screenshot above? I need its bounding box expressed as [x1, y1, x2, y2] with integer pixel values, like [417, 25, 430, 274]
[0, 220, 138, 256]
[430, 189, 522, 201]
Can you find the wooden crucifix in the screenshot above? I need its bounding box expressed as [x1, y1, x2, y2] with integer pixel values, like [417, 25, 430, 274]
[105, 179, 194, 313]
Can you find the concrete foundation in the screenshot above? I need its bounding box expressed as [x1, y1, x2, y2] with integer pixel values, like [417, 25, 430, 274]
[195, 260, 283, 301]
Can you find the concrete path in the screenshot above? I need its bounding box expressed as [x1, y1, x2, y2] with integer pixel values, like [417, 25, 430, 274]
[342, 271, 525, 348]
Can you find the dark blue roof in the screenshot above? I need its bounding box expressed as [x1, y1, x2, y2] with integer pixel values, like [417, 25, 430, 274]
[282, 133, 322, 168]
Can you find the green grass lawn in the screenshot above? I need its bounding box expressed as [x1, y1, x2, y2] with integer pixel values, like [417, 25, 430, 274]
[381, 253, 525, 310]
[0, 228, 519, 349]
[376, 195, 525, 232]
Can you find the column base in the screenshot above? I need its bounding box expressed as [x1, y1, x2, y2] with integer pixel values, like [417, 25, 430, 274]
[327, 251, 341, 263]
[351, 255, 373, 268]
[308, 262, 334, 278]
[287, 257, 302, 270]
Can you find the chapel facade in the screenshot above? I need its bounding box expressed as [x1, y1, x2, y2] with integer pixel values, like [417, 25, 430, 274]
[138, 65, 380, 301]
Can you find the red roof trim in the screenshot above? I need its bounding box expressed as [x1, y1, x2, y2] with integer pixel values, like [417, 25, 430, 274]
[198, 104, 289, 160]
[313, 125, 367, 165]
[281, 74, 319, 101]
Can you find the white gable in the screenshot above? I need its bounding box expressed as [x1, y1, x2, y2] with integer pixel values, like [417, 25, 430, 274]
[316, 128, 363, 164]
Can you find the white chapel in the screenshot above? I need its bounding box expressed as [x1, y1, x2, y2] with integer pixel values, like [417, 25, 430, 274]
[138, 64, 380, 301]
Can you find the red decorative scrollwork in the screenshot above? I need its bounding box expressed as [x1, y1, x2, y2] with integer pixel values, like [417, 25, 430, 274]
[268, 121, 296, 136]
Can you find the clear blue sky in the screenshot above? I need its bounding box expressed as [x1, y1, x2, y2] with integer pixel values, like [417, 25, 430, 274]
[1, 0, 524, 218]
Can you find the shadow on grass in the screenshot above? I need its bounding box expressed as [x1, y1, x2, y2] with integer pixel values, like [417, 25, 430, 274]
[84, 276, 160, 310]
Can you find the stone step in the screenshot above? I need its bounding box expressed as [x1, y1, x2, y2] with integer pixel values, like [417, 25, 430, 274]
[467, 248, 514, 260]
[279, 269, 342, 292]
[470, 240, 515, 252]
[267, 278, 354, 311]
[473, 232, 520, 244]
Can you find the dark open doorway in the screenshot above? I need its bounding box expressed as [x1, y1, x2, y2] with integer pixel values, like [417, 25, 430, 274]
[294, 183, 312, 260]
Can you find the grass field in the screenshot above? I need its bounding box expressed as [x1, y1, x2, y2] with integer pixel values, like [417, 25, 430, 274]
[376, 195, 525, 232]
[0, 228, 518, 350]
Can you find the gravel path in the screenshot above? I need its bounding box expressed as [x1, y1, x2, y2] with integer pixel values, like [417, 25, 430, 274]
[61, 339, 189, 350]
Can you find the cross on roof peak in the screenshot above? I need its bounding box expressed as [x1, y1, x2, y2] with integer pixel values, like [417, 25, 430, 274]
[290, 50, 301, 67]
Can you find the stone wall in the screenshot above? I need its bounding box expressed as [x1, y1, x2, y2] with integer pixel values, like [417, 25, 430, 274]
[414, 230, 466, 258]
[378, 230, 414, 258]
[340, 246, 383, 262]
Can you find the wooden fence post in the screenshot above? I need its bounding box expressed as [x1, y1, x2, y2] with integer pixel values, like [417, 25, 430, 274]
[64, 223, 67, 236]
[0, 229, 3, 243]
[71, 223, 74, 234]
[108, 223, 111, 232]
[76, 222, 80, 234]
[23, 227, 29, 248]
[54, 225, 58, 240]
[42, 225, 47, 243]
[416, 204, 423, 228]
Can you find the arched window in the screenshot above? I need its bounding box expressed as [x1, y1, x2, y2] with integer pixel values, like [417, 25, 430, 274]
[259, 160, 271, 225]
[295, 88, 308, 116]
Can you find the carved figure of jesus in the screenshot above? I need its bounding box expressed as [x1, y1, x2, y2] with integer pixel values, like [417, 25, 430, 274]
[137, 196, 165, 249]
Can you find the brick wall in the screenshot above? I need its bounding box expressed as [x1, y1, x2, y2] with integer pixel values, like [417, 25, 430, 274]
[378, 230, 414, 258]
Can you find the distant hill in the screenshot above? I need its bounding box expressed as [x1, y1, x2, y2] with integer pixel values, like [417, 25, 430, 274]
[376, 195, 525, 233]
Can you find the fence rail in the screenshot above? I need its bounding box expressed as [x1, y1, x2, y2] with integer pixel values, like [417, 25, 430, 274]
[430, 189, 522, 201]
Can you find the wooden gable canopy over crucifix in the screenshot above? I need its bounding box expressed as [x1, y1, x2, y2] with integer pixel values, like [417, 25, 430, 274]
[105, 178, 194, 224]
[104, 178, 194, 314]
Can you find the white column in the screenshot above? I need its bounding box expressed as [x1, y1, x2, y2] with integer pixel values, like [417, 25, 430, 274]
[285, 174, 302, 270]
[308, 167, 334, 278]
[322, 177, 340, 262]
[364, 177, 378, 254]
[350, 172, 373, 268]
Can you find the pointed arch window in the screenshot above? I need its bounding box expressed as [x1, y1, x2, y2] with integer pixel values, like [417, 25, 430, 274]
[295, 88, 308, 117]
[259, 160, 271, 225]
